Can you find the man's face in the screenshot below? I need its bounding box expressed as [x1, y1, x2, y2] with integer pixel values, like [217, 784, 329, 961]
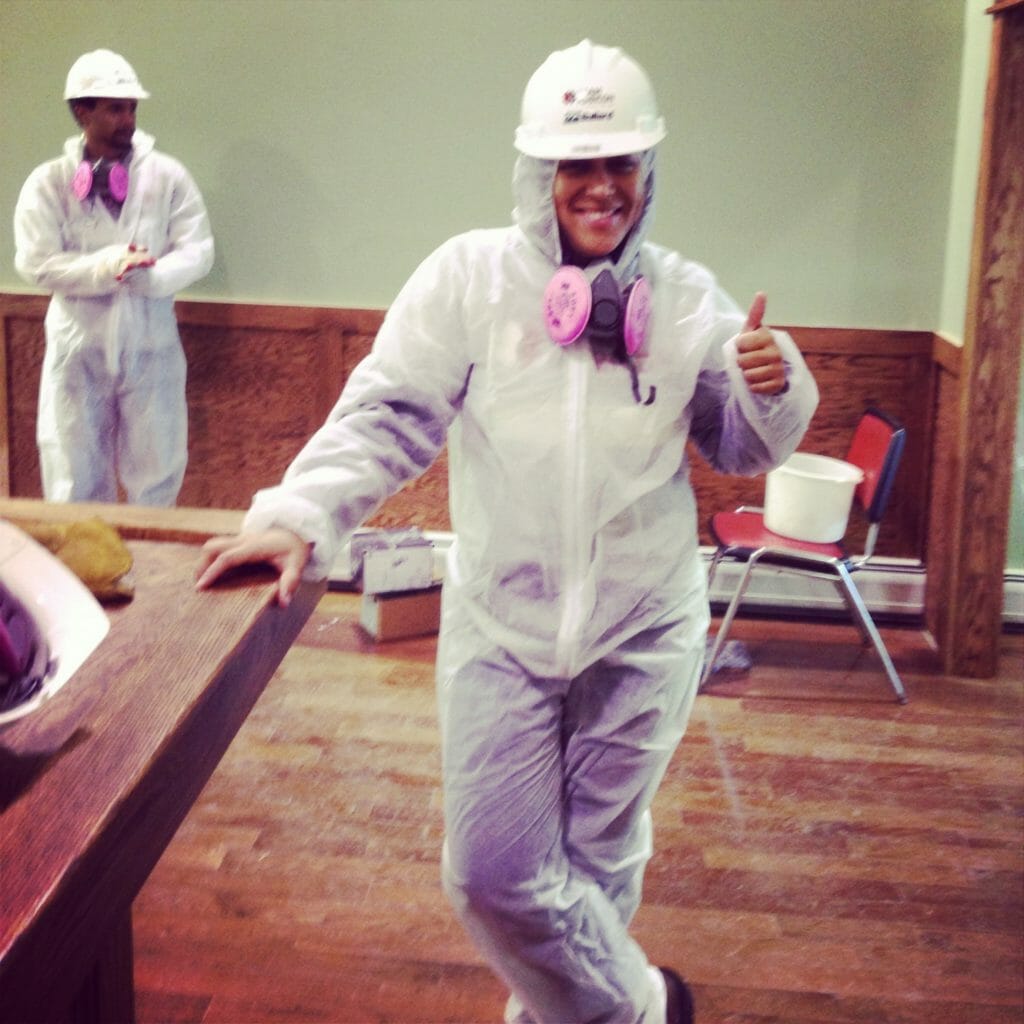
[552, 154, 645, 261]
[77, 98, 137, 159]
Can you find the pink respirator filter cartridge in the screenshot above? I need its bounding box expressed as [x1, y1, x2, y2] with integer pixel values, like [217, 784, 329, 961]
[543, 266, 591, 346]
[623, 276, 651, 356]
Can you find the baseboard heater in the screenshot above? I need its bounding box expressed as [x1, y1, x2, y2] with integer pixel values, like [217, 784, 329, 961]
[335, 533, 1024, 630]
[711, 552, 1024, 629]
[703, 553, 926, 624]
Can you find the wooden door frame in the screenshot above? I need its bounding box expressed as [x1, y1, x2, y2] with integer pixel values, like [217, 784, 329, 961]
[935, 0, 1024, 676]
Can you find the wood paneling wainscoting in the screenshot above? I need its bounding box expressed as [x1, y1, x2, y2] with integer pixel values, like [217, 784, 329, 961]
[4, 292, 993, 668]
[0, 292, 951, 562]
[0, 294, 450, 534]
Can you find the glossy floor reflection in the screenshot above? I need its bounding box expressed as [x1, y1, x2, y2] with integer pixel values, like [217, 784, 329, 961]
[133, 595, 1023, 1023]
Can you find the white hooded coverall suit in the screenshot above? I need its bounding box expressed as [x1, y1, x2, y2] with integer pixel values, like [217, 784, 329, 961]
[14, 129, 214, 505]
[242, 152, 818, 1022]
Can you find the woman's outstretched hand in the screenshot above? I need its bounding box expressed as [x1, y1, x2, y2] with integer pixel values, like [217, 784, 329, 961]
[194, 527, 312, 607]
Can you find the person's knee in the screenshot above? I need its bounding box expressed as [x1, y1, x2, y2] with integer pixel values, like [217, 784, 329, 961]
[442, 838, 553, 929]
[444, 847, 513, 911]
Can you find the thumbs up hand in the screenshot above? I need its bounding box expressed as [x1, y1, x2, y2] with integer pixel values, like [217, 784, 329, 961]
[735, 292, 786, 395]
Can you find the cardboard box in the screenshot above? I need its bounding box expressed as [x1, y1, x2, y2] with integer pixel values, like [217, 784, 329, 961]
[361, 543, 434, 594]
[359, 585, 442, 641]
[348, 528, 434, 594]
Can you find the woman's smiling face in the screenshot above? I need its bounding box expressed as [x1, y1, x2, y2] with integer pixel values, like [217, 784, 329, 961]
[552, 154, 644, 261]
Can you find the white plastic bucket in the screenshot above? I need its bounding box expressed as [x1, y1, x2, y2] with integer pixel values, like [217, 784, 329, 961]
[764, 453, 864, 543]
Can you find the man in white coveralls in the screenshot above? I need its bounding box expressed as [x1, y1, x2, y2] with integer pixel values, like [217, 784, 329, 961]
[14, 49, 214, 506]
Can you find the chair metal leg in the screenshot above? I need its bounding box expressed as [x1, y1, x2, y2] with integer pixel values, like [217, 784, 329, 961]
[835, 564, 908, 704]
[832, 578, 873, 647]
[700, 557, 758, 690]
[705, 547, 725, 592]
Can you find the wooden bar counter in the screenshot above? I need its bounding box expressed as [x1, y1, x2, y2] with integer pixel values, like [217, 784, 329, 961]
[0, 500, 324, 1024]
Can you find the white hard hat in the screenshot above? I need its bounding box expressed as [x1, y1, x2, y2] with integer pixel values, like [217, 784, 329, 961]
[64, 49, 150, 100]
[515, 39, 666, 159]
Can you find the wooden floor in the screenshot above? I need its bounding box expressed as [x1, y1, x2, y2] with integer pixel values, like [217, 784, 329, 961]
[132, 593, 1024, 1024]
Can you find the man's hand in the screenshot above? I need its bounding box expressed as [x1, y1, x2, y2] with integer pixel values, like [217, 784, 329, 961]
[736, 292, 786, 395]
[115, 243, 156, 282]
[194, 528, 312, 607]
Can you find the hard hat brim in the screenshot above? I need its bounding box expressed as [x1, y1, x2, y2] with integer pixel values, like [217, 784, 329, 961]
[514, 124, 666, 160]
[64, 85, 151, 100]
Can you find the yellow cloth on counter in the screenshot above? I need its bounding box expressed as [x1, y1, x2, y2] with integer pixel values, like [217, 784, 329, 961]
[9, 517, 134, 601]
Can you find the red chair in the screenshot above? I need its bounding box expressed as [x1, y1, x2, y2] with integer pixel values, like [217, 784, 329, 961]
[701, 408, 908, 703]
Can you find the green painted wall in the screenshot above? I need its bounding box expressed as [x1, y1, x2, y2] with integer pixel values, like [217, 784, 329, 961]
[3, 0, 1018, 568]
[940, 0, 990, 340]
[3, 0, 963, 324]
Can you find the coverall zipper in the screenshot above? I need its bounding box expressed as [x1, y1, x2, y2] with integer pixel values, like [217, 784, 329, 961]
[554, 356, 588, 677]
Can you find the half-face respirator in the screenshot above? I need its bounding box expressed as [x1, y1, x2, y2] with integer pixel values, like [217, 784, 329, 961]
[543, 267, 655, 404]
[72, 157, 129, 203]
[543, 267, 651, 353]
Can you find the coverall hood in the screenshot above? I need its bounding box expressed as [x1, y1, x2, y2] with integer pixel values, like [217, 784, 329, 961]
[512, 149, 657, 287]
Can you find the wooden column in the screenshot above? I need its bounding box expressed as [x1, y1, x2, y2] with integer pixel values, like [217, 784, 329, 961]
[941, 0, 1024, 676]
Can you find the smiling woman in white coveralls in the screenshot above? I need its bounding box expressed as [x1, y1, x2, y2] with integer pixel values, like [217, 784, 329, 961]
[14, 49, 214, 506]
[196, 40, 818, 1024]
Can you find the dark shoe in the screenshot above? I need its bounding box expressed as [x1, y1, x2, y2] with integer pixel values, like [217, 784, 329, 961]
[659, 967, 694, 1024]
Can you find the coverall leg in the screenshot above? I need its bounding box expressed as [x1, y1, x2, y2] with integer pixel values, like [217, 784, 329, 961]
[37, 343, 186, 506]
[116, 345, 188, 506]
[438, 601, 703, 1024]
[37, 344, 120, 503]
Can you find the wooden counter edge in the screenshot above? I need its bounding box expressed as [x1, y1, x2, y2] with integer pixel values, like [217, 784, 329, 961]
[0, 574, 326, 1024]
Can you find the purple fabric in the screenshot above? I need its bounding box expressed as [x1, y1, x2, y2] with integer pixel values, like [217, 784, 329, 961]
[0, 584, 51, 712]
